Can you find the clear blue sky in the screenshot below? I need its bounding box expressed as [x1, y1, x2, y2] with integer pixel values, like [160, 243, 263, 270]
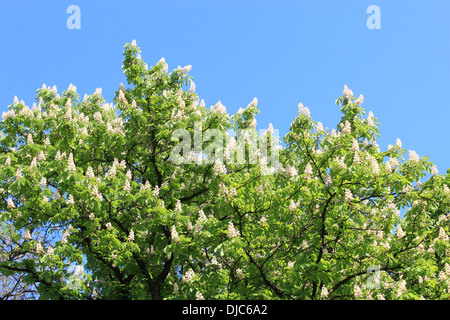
[1, 0, 449, 175]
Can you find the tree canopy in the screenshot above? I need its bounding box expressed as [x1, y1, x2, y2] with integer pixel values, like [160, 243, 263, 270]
[1, 40, 450, 300]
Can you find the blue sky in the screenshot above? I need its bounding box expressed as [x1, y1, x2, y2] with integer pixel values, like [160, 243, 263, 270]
[1, 0, 449, 175]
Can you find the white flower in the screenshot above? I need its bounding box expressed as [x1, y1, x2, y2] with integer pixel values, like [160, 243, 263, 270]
[397, 225, 405, 239]
[354, 285, 363, 299]
[15, 167, 23, 179]
[285, 164, 298, 177]
[91, 185, 102, 201]
[7, 198, 15, 209]
[397, 279, 407, 297]
[24, 229, 31, 241]
[93, 112, 103, 123]
[396, 138, 402, 148]
[27, 133, 34, 144]
[189, 81, 196, 93]
[67, 153, 76, 173]
[171, 225, 179, 241]
[67, 83, 77, 93]
[182, 269, 195, 282]
[438, 227, 449, 241]
[64, 106, 72, 121]
[317, 122, 324, 133]
[355, 94, 364, 106]
[198, 209, 207, 223]
[341, 121, 351, 134]
[196, 291, 204, 300]
[35, 242, 44, 254]
[385, 161, 392, 173]
[344, 189, 354, 204]
[40, 177, 47, 188]
[211, 101, 227, 115]
[158, 57, 168, 73]
[289, 200, 299, 212]
[74, 265, 84, 277]
[5, 156, 11, 166]
[213, 159, 227, 175]
[106, 222, 112, 230]
[351, 139, 359, 153]
[353, 152, 361, 165]
[107, 163, 117, 178]
[172, 283, 178, 294]
[228, 221, 240, 238]
[175, 200, 182, 213]
[298, 103, 310, 117]
[118, 90, 128, 104]
[445, 263, 450, 277]
[37, 151, 46, 161]
[2, 109, 15, 120]
[123, 179, 132, 192]
[85, 167, 95, 179]
[409, 150, 419, 163]
[67, 194, 75, 205]
[321, 286, 329, 299]
[370, 156, 380, 176]
[431, 165, 438, 176]
[342, 85, 353, 98]
[89, 212, 95, 220]
[304, 163, 313, 179]
[128, 229, 135, 242]
[236, 268, 245, 279]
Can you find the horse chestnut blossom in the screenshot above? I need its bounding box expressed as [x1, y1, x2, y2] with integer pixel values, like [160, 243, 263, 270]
[1, 42, 449, 301]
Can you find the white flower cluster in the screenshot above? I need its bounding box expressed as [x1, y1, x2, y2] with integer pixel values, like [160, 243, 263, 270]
[2, 109, 15, 120]
[344, 189, 354, 204]
[397, 225, 405, 239]
[211, 101, 227, 115]
[85, 167, 95, 179]
[342, 85, 353, 98]
[438, 227, 449, 241]
[128, 229, 135, 242]
[341, 121, 351, 134]
[321, 286, 329, 299]
[298, 103, 310, 117]
[213, 159, 227, 175]
[182, 268, 195, 282]
[285, 164, 298, 178]
[431, 165, 438, 176]
[354, 94, 364, 106]
[196, 291, 204, 300]
[171, 225, 179, 241]
[336, 156, 346, 170]
[228, 221, 240, 239]
[289, 200, 299, 212]
[369, 156, 380, 176]
[409, 150, 420, 163]
[7, 198, 15, 209]
[123, 179, 132, 192]
[304, 163, 313, 179]
[67, 153, 76, 173]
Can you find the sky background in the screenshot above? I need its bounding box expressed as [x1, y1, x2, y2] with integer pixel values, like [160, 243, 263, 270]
[1, 0, 449, 176]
